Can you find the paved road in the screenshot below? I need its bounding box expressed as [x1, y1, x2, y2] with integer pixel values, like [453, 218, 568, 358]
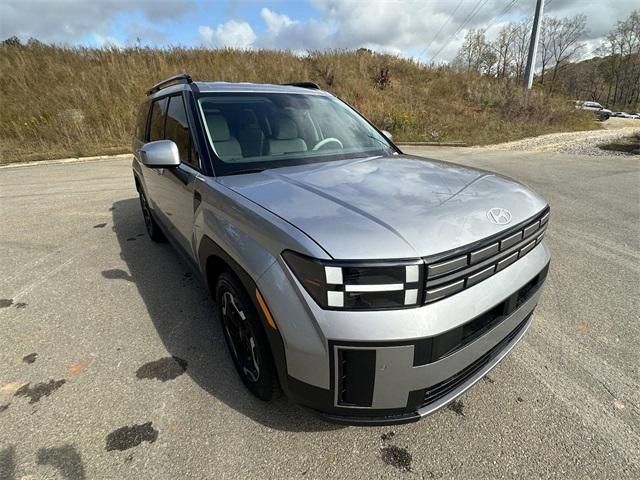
[1, 149, 638, 479]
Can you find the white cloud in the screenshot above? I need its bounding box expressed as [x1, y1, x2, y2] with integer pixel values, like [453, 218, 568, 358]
[261, 8, 296, 35]
[1, 0, 637, 63]
[545, 0, 638, 39]
[199, 20, 256, 49]
[93, 34, 122, 48]
[255, 8, 332, 52]
[0, 0, 194, 44]
[248, 1, 475, 60]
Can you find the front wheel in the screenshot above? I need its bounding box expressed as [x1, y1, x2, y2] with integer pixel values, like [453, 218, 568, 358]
[138, 190, 165, 242]
[216, 272, 277, 401]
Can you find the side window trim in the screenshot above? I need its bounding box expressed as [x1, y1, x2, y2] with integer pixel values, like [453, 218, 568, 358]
[185, 92, 215, 177]
[148, 96, 169, 143]
[143, 103, 151, 142]
[162, 97, 169, 139]
[166, 93, 202, 171]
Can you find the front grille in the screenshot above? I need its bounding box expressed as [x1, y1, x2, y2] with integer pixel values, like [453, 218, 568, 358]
[424, 208, 549, 304]
[413, 263, 547, 365]
[420, 315, 530, 408]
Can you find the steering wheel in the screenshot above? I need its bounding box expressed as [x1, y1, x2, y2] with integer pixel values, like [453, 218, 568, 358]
[312, 137, 344, 151]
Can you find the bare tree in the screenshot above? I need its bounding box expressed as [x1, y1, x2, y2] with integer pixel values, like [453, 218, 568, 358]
[614, 10, 640, 108]
[512, 20, 530, 83]
[453, 28, 497, 75]
[538, 15, 587, 91]
[597, 9, 640, 108]
[493, 24, 518, 79]
[538, 17, 560, 85]
[449, 9, 639, 112]
[548, 14, 587, 91]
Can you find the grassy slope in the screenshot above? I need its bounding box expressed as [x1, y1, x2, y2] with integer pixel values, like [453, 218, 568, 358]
[0, 44, 597, 163]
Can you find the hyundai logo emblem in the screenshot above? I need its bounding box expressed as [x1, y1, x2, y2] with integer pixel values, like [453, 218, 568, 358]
[487, 208, 512, 225]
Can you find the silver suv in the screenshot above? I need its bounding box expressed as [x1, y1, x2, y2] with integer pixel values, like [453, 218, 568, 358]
[132, 74, 550, 425]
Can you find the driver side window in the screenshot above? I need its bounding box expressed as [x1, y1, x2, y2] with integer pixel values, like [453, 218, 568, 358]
[165, 95, 200, 169]
[147, 95, 200, 169]
[148, 97, 168, 142]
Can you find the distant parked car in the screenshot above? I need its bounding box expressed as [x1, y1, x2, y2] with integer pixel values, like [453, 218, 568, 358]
[575, 101, 611, 121]
[612, 111, 635, 119]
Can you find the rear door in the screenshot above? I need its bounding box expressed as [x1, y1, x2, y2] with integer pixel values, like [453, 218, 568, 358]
[152, 94, 202, 259]
[141, 97, 170, 224]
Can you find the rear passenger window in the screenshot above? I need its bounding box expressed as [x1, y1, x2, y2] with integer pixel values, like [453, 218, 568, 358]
[148, 97, 168, 142]
[165, 95, 199, 168]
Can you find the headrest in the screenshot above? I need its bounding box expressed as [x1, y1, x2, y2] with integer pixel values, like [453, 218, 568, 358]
[274, 116, 298, 140]
[241, 109, 259, 126]
[206, 113, 231, 141]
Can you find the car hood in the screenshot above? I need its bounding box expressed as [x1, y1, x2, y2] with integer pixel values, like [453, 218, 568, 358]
[219, 154, 548, 259]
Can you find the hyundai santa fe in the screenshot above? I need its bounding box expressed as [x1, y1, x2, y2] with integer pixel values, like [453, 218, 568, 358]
[132, 74, 551, 425]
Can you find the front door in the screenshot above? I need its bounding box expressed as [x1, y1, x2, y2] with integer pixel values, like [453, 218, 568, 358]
[146, 94, 202, 260]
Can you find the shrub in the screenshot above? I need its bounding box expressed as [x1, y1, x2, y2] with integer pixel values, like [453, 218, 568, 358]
[0, 44, 597, 163]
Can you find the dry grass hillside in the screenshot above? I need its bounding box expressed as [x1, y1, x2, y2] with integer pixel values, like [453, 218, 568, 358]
[0, 43, 597, 163]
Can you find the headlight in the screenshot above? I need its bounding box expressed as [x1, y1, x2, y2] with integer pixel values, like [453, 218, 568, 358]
[282, 250, 422, 310]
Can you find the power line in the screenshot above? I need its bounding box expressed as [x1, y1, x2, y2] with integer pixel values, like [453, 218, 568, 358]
[484, 0, 521, 33]
[431, 0, 491, 61]
[418, 0, 465, 61]
[430, 0, 486, 61]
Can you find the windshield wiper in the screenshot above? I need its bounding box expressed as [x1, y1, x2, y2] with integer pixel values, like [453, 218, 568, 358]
[366, 134, 393, 151]
[226, 167, 266, 176]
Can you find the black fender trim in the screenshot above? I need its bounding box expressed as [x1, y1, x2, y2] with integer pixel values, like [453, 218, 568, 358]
[197, 236, 289, 391]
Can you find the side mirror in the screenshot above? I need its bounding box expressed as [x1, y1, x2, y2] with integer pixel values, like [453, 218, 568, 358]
[381, 130, 393, 142]
[139, 140, 180, 168]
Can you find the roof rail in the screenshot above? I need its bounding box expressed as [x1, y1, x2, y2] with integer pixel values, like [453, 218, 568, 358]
[146, 73, 193, 96]
[282, 82, 321, 90]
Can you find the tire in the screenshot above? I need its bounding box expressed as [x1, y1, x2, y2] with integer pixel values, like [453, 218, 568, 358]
[138, 189, 166, 242]
[216, 271, 278, 401]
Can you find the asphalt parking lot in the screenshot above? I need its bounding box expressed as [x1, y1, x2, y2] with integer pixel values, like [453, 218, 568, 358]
[1, 147, 639, 479]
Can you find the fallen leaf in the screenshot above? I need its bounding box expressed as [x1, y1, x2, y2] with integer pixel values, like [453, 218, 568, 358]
[167, 421, 183, 433]
[576, 323, 591, 334]
[68, 359, 91, 376]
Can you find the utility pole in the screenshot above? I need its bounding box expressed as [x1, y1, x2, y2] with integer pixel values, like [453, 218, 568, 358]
[523, 0, 545, 89]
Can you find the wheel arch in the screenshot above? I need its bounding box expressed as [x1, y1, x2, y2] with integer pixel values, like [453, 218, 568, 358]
[133, 174, 142, 192]
[198, 235, 256, 300]
[198, 234, 289, 390]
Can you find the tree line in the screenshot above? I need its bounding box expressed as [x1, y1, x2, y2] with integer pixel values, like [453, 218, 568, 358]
[452, 9, 640, 111]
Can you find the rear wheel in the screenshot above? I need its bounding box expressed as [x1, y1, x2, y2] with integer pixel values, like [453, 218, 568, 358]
[216, 272, 277, 401]
[138, 190, 165, 242]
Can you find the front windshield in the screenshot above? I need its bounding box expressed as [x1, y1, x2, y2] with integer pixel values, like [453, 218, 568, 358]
[196, 92, 395, 175]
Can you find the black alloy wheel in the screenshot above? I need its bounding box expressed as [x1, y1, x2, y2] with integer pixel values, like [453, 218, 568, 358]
[138, 190, 165, 242]
[216, 272, 277, 400]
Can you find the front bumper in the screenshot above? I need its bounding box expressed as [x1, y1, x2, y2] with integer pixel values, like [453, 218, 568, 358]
[323, 298, 538, 425]
[257, 243, 550, 425]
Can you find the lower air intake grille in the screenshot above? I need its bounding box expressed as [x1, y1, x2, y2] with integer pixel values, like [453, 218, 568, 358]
[420, 315, 530, 408]
[336, 348, 376, 407]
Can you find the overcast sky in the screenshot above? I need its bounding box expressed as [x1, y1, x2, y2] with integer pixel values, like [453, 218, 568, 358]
[0, 0, 636, 62]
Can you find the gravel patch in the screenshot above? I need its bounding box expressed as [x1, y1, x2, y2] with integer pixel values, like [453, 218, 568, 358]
[484, 125, 640, 156]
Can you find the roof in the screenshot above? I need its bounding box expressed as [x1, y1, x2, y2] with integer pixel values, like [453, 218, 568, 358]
[147, 79, 329, 99]
[194, 81, 328, 95]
